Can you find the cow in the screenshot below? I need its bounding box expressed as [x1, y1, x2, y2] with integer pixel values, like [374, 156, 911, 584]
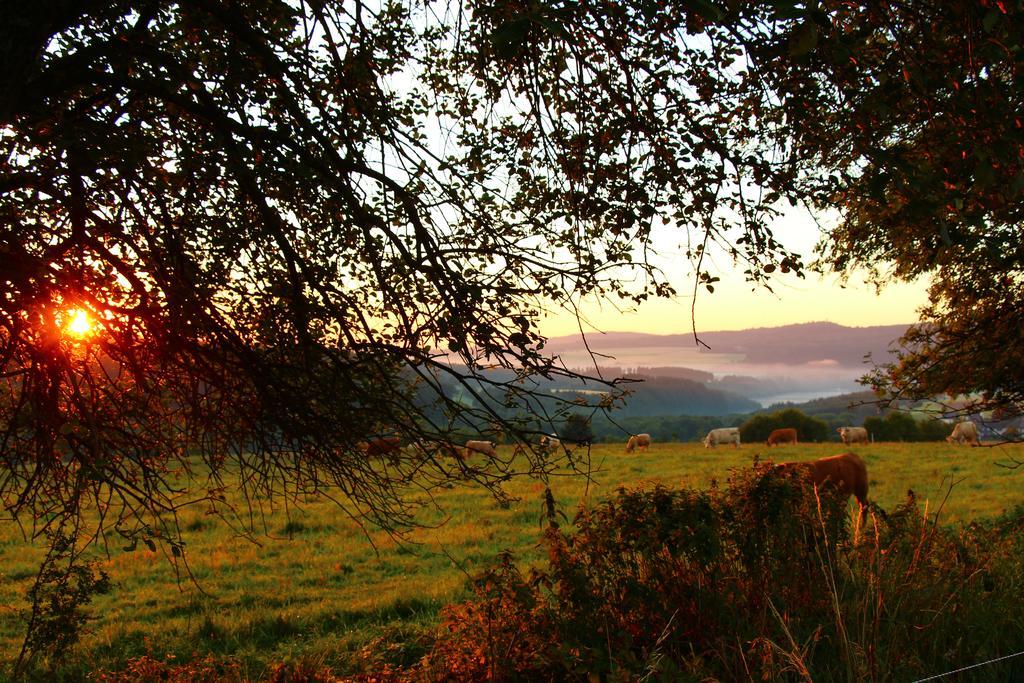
[766, 428, 798, 447]
[838, 426, 869, 445]
[464, 439, 497, 457]
[359, 436, 403, 466]
[704, 427, 741, 448]
[947, 421, 980, 446]
[776, 452, 870, 535]
[361, 436, 402, 457]
[539, 435, 561, 450]
[625, 433, 652, 453]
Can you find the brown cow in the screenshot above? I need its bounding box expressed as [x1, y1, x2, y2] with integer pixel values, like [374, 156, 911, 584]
[362, 436, 402, 458]
[766, 428, 798, 447]
[776, 452, 870, 535]
[464, 439, 497, 457]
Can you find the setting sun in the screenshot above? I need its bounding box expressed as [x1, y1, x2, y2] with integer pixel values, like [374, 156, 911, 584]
[65, 308, 93, 338]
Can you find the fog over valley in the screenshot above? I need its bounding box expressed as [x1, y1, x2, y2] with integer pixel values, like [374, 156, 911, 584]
[545, 322, 911, 409]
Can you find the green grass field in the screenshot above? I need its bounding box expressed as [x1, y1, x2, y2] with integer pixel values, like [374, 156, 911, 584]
[3, 440, 1023, 678]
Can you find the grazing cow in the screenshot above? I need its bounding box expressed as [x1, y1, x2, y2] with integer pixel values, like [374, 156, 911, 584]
[838, 426, 869, 445]
[766, 428, 798, 447]
[947, 421, 980, 446]
[539, 435, 561, 449]
[464, 439, 497, 457]
[776, 452, 870, 532]
[704, 427, 741, 448]
[625, 433, 652, 453]
[362, 436, 402, 457]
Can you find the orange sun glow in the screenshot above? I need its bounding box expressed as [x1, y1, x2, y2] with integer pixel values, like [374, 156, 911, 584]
[65, 309, 94, 338]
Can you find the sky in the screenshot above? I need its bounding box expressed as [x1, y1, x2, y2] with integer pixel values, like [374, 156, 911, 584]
[539, 271, 929, 337]
[538, 208, 931, 337]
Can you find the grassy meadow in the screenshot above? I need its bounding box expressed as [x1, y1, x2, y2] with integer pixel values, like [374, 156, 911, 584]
[2, 440, 1024, 678]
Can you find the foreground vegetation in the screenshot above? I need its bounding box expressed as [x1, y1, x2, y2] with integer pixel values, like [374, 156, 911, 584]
[418, 472, 1024, 681]
[3, 441, 1024, 679]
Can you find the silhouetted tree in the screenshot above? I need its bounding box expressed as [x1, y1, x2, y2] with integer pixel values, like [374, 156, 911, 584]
[747, 1, 1024, 415]
[3, 0, 1023, 561]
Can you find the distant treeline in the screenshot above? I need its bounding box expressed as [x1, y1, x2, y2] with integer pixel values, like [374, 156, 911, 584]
[862, 412, 952, 442]
[588, 407, 952, 444]
[590, 414, 748, 443]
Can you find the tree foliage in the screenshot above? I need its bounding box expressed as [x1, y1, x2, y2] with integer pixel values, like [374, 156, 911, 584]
[0, 0, 807, 549]
[2, 0, 1022, 554]
[739, 408, 829, 443]
[590, 413, 747, 443]
[560, 413, 593, 445]
[750, 1, 1024, 413]
[863, 413, 951, 442]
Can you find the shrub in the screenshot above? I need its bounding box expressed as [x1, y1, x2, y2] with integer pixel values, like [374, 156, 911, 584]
[93, 653, 241, 682]
[403, 467, 1024, 681]
[13, 531, 112, 678]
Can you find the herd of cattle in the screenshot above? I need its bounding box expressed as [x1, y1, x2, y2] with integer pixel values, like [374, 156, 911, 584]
[359, 436, 501, 460]
[362, 419, 983, 462]
[699, 423, 982, 448]
[360, 421, 983, 526]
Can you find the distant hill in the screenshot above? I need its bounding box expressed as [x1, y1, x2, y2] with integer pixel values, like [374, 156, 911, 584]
[539, 322, 915, 412]
[545, 322, 910, 369]
[420, 364, 760, 420]
[428, 323, 914, 420]
[691, 322, 910, 366]
[537, 371, 760, 417]
[632, 366, 714, 383]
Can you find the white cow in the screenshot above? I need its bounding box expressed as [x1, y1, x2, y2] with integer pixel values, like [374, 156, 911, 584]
[539, 435, 561, 449]
[947, 421, 980, 446]
[837, 426, 869, 445]
[703, 427, 741, 448]
[625, 433, 652, 453]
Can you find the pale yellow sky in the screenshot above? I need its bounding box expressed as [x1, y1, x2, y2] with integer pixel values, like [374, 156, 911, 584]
[539, 271, 930, 337]
[537, 202, 931, 338]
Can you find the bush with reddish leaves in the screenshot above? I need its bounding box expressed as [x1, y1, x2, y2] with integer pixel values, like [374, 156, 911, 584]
[94, 654, 344, 683]
[409, 463, 1024, 681]
[92, 653, 241, 682]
